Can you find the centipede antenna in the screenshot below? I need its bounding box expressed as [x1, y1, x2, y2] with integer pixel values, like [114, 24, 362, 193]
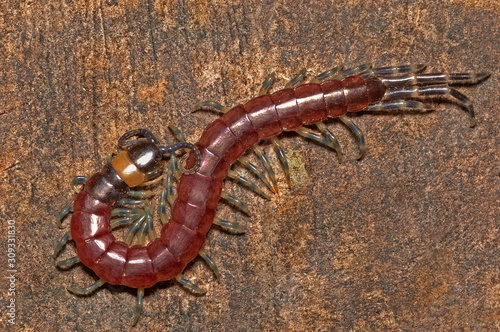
[159, 140, 201, 175]
[175, 274, 207, 294]
[131, 288, 145, 326]
[118, 129, 159, 148]
[227, 170, 273, 200]
[199, 249, 221, 279]
[315, 122, 344, 163]
[340, 115, 366, 160]
[56, 205, 73, 228]
[213, 217, 247, 234]
[56, 256, 80, 270]
[67, 279, 106, 296]
[53, 232, 72, 258]
[71, 176, 88, 193]
[270, 137, 292, 188]
[221, 191, 251, 215]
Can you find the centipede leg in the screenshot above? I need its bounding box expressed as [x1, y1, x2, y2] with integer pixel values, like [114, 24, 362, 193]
[238, 156, 275, 193]
[175, 274, 207, 294]
[199, 249, 220, 279]
[383, 85, 478, 127]
[126, 189, 155, 199]
[227, 170, 272, 199]
[258, 72, 276, 95]
[373, 64, 427, 76]
[110, 215, 142, 229]
[131, 288, 145, 326]
[271, 137, 291, 188]
[356, 64, 426, 78]
[339, 115, 366, 159]
[285, 68, 307, 88]
[309, 66, 343, 83]
[221, 191, 251, 215]
[56, 256, 80, 269]
[168, 126, 200, 178]
[159, 169, 176, 224]
[56, 176, 88, 228]
[137, 205, 155, 245]
[213, 217, 247, 234]
[295, 126, 342, 152]
[71, 176, 88, 193]
[382, 72, 490, 87]
[310, 68, 347, 162]
[257, 73, 292, 189]
[159, 171, 176, 224]
[124, 212, 148, 245]
[193, 100, 228, 114]
[251, 145, 278, 193]
[315, 122, 344, 163]
[67, 278, 106, 295]
[365, 99, 433, 112]
[56, 205, 73, 228]
[341, 63, 372, 77]
[53, 232, 72, 258]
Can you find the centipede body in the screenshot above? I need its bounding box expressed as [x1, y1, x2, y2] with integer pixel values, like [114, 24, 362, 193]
[54, 64, 489, 325]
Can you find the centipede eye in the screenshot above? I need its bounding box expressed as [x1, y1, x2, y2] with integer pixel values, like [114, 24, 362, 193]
[159, 143, 201, 175]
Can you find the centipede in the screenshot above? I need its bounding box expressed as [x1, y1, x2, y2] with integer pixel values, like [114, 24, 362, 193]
[54, 64, 489, 325]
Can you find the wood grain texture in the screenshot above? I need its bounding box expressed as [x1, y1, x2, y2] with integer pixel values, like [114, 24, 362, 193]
[0, 0, 498, 331]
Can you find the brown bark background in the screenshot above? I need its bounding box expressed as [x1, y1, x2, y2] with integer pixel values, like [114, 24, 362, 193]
[0, 0, 498, 331]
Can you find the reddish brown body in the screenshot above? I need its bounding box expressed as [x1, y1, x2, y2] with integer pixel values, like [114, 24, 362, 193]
[70, 76, 387, 288]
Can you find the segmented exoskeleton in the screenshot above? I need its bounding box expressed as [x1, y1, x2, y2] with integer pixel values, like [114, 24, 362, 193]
[54, 64, 489, 325]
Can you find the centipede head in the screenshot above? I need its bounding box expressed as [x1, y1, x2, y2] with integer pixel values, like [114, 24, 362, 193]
[118, 128, 201, 182]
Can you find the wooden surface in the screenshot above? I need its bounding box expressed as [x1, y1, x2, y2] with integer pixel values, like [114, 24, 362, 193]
[0, 0, 498, 331]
